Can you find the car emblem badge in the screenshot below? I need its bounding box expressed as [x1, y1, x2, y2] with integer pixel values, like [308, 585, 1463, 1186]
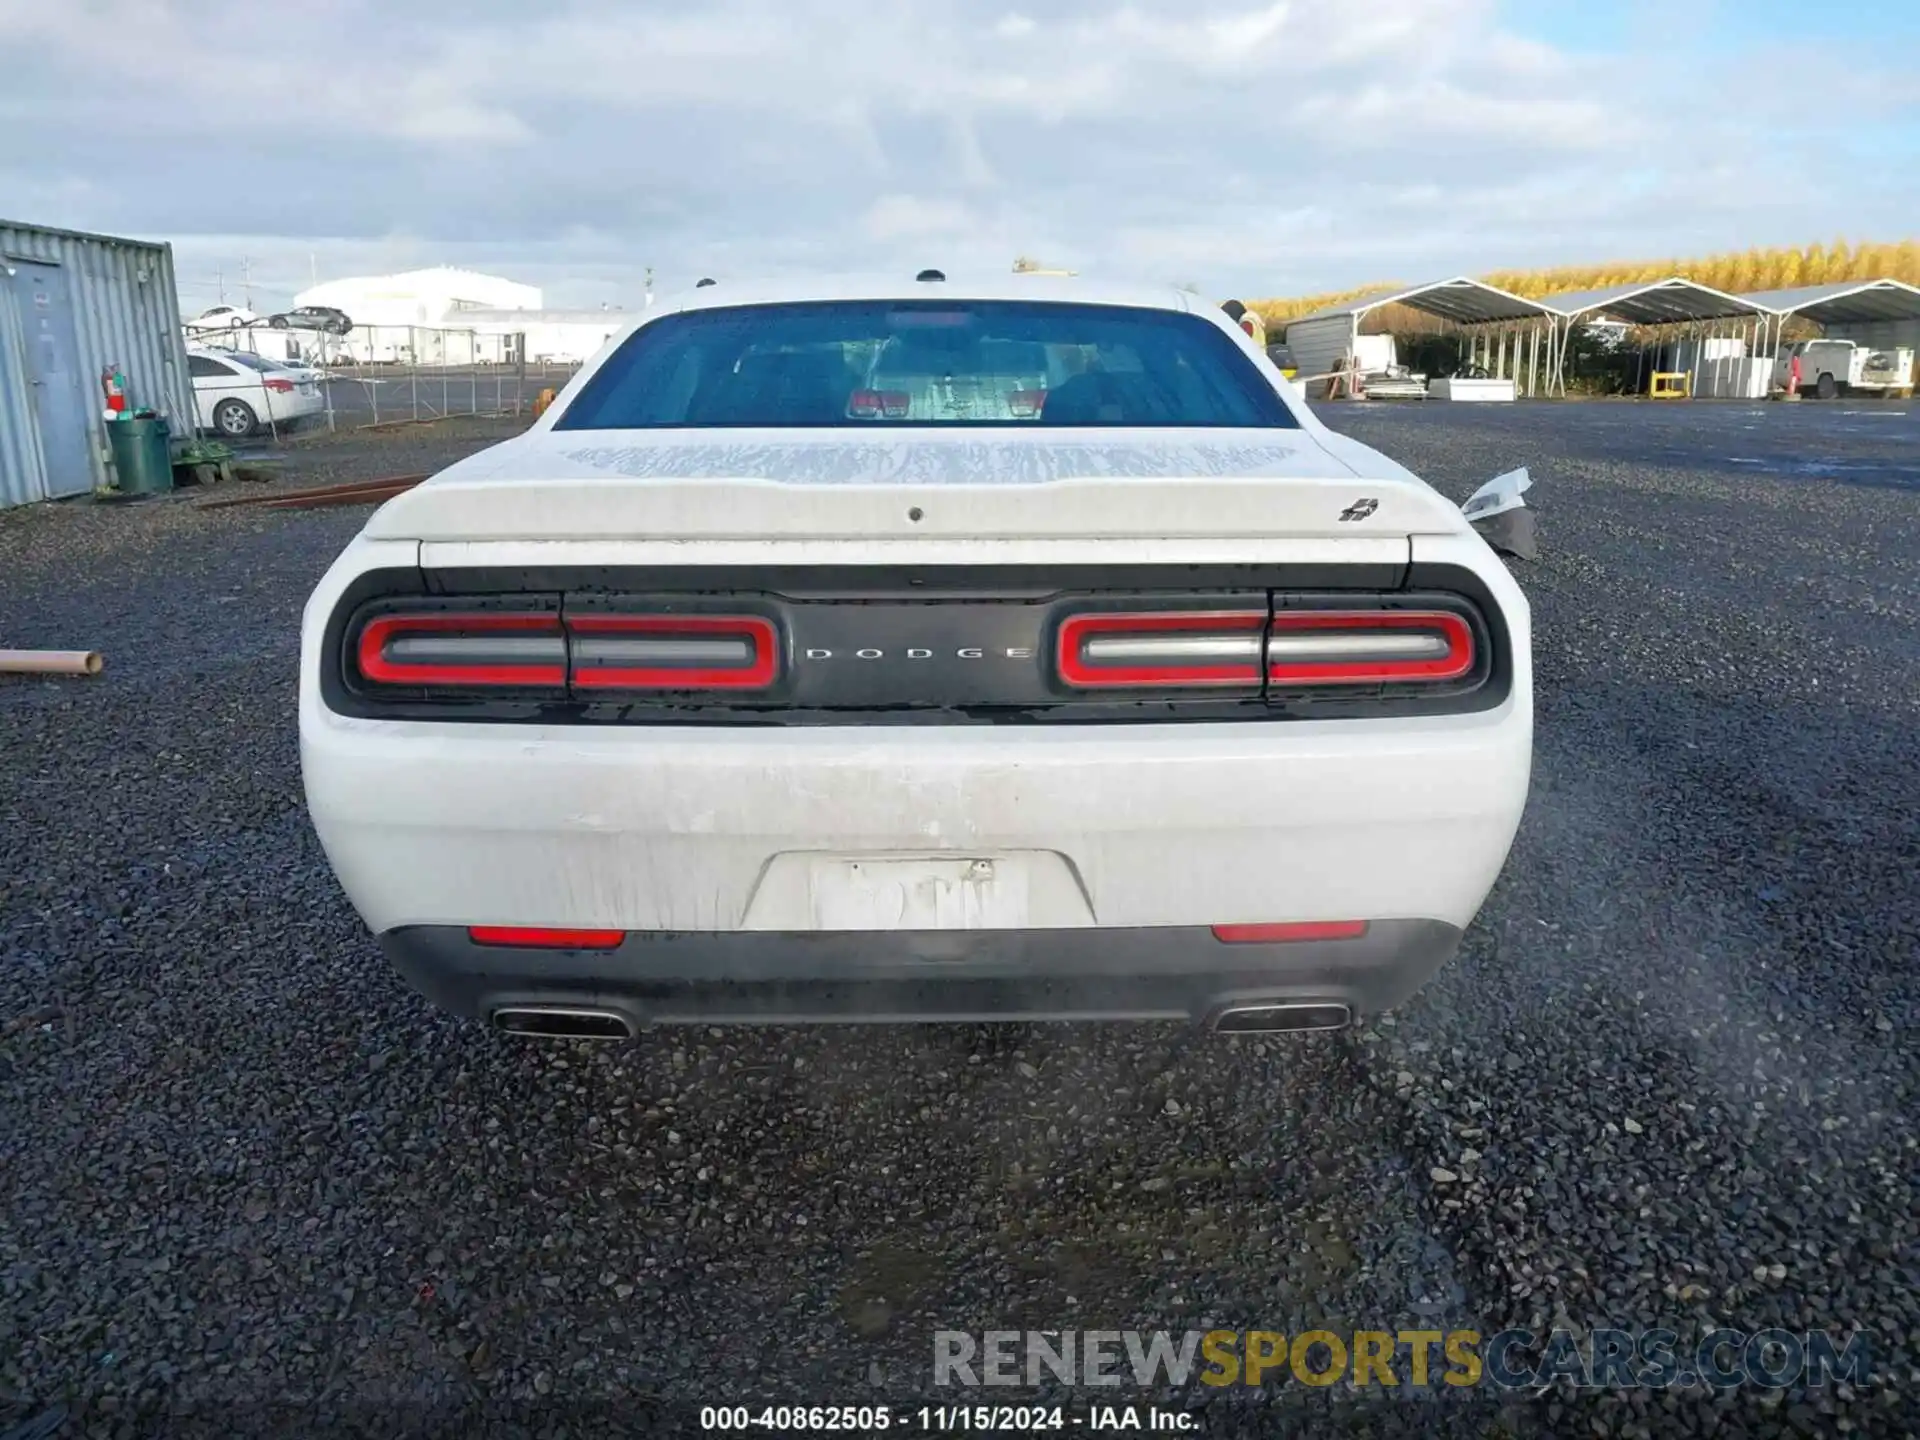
[1338, 498, 1379, 522]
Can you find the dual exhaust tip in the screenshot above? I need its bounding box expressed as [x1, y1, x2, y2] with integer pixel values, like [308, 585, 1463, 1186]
[491, 1006, 635, 1040]
[489, 1001, 1352, 1038]
[1208, 1000, 1352, 1033]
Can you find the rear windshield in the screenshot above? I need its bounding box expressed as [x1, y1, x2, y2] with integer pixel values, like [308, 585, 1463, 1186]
[553, 300, 1298, 430]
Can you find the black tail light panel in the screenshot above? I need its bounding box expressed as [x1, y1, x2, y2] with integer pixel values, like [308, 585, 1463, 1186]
[320, 561, 1511, 726]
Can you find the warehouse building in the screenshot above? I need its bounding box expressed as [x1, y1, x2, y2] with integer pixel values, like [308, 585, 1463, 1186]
[291, 267, 541, 329]
[454, 308, 635, 365]
[1, 218, 195, 508]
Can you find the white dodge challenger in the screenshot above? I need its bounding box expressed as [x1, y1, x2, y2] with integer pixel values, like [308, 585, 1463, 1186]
[299, 274, 1532, 1038]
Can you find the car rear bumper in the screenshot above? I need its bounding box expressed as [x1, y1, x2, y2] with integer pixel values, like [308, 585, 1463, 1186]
[380, 918, 1465, 1029]
[304, 700, 1530, 927]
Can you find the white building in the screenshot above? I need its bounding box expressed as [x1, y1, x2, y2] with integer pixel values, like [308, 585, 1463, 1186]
[293, 266, 541, 328]
[456, 308, 635, 366]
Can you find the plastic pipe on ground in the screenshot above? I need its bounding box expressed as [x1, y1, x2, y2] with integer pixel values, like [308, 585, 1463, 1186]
[0, 650, 104, 676]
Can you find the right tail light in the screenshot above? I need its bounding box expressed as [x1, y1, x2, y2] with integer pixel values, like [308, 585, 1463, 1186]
[1052, 600, 1484, 696]
[1264, 610, 1475, 686]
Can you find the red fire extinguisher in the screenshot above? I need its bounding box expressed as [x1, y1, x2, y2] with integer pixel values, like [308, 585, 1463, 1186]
[102, 367, 128, 416]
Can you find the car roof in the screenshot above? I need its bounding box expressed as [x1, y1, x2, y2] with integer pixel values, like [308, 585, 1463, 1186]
[647, 272, 1200, 317]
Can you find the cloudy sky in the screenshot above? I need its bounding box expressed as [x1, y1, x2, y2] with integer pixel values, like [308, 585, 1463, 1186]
[3, 0, 1915, 311]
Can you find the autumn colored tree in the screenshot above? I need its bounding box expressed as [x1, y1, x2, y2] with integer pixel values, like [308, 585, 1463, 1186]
[1248, 239, 1920, 323]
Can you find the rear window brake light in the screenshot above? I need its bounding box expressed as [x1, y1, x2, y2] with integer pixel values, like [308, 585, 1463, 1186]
[848, 389, 910, 419]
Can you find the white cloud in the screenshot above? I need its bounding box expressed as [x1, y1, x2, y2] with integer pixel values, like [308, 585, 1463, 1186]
[1, 0, 1912, 310]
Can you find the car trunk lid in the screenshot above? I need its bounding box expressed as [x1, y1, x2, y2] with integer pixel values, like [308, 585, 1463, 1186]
[362, 427, 1472, 545]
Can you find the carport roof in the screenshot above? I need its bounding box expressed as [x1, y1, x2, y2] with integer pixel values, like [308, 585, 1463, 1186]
[1538, 277, 1773, 325]
[1736, 279, 1920, 326]
[1289, 277, 1561, 326]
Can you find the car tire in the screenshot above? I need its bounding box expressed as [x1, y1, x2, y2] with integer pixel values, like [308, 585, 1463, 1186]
[1815, 372, 1837, 400]
[212, 398, 257, 438]
[270, 316, 289, 328]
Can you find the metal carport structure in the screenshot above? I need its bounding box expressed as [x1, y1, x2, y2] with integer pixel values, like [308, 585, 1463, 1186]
[1536, 277, 1778, 397]
[1737, 279, 1920, 354]
[1281, 278, 1565, 400]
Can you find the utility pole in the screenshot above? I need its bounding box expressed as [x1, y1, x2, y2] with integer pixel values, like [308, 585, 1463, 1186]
[215, 267, 225, 304]
[644, 266, 654, 308]
[241, 256, 252, 310]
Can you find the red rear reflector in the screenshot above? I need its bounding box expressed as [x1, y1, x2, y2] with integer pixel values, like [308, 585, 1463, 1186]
[467, 926, 626, 949]
[357, 612, 566, 688]
[1007, 388, 1046, 417]
[849, 389, 911, 419]
[567, 613, 779, 691]
[1057, 610, 1266, 689]
[1211, 921, 1370, 944]
[1267, 611, 1474, 685]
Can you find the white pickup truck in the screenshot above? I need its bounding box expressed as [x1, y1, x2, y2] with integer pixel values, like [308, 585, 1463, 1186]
[1776, 339, 1916, 399]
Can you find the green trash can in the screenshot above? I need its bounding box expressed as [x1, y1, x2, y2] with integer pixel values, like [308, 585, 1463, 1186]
[106, 415, 174, 496]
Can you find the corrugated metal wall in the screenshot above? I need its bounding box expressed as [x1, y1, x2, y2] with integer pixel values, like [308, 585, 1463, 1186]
[0, 273, 40, 508]
[1280, 314, 1359, 399]
[0, 219, 194, 506]
[1828, 319, 1920, 352]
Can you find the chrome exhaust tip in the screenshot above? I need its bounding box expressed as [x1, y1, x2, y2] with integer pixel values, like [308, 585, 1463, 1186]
[1210, 1001, 1352, 1034]
[490, 1006, 635, 1040]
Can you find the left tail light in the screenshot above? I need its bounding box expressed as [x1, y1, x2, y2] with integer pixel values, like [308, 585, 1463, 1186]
[568, 613, 779, 691]
[355, 610, 567, 689]
[346, 603, 782, 697]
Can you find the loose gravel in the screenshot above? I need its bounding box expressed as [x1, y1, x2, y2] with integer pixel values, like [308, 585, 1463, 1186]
[0, 401, 1914, 1439]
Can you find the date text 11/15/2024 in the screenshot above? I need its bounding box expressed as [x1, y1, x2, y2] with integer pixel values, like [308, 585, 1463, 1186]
[700, 1406, 1190, 1431]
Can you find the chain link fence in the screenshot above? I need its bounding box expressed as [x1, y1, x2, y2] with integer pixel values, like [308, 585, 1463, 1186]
[182, 322, 585, 443]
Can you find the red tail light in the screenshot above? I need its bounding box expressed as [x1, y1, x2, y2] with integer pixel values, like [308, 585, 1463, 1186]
[264, 377, 295, 393]
[849, 389, 910, 419]
[568, 613, 779, 691]
[1007, 388, 1046, 418]
[1266, 611, 1474, 685]
[468, 926, 625, 949]
[356, 611, 566, 688]
[350, 605, 781, 697]
[1056, 610, 1267, 689]
[1212, 920, 1370, 943]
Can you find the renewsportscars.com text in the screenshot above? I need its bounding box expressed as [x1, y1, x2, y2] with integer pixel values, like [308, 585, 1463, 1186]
[933, 1328, 1872, 1390]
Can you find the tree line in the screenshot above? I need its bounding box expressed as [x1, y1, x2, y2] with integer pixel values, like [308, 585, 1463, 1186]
[1250, 238, 1920, 328]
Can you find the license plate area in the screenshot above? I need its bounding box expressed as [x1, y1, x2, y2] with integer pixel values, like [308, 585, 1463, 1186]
[742, 850, 1096, 930]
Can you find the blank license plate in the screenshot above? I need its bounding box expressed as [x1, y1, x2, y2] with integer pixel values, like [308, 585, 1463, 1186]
[806, 855, 1031, 930]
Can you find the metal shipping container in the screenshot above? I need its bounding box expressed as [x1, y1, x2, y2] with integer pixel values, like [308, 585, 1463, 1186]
[1281, 314, 1360, 399]
[0, 218, 194, 508]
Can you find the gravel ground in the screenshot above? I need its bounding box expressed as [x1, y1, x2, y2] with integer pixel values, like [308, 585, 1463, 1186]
[1, 401, 1915, 1439]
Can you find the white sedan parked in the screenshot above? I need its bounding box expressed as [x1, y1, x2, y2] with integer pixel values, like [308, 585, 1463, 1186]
[187, 348, 327, 437]
[300, 274, 1533, 1039]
